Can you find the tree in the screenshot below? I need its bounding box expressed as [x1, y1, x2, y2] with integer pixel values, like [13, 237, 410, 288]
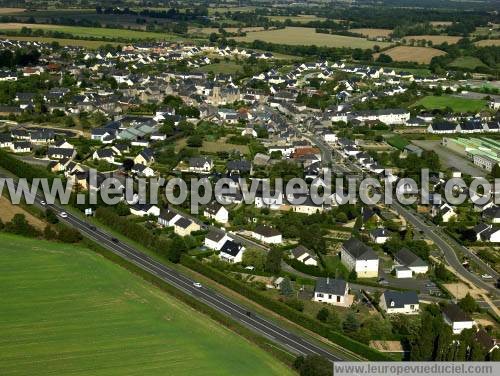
[45, 208, 59, 224]
[242, 248, 267, 270]
[123, 158, 134, 171]
[492, 163, 500, 179]
[343, 312, 360, 334]
[377, 53, 393, 63]
[316, 307, 330, 322]
[43, 225, 57, 240]
[57, 227, 82, 243]
[5, 214, 38, 237]
[265, 248, 282, 274]
[187, 134, 203, 147]
[280, 277, 294, 297]
[294, 354, 332, 376]
[458, 293, 479, 314]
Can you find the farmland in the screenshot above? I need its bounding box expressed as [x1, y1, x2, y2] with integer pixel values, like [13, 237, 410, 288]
[404, 35, 462, 44]
[198, 62, 243, 75]
[413, 95, 487, 113]
[349, 28, 393, 38]
[0, 23, 183, 41]
[233, 27, 391, 49]
[474, 39, 500, 47]
[265, 15, 327, 23]
[0, 233, 293, 376]
[449, 56, 487, 70]
[376, 46, 446, 64]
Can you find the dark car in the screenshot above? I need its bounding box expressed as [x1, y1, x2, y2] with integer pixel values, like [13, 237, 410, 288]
[111, 237, 119, 243]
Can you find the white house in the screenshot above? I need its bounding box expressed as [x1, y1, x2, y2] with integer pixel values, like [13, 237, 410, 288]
[131, 163, 155, 177]
[251, 225, 282, 244]
[340, 238, 379, 278]
[443, 304, 475, 334]
[312, 277, 351, 307]
[204, 230, 231, 251]
[394, 248, 429, 275]
[380, 291, 419, 314]
[188, 156, 213, 173]
[219, 240, 245, 263]
[370, 228, 390, 244]
[291, 245, 318, 266]
[158, 209, 181, 227]
[204, 201, 229, 224]
[130, 203, 160, 217]
[394, 266, 413, 279]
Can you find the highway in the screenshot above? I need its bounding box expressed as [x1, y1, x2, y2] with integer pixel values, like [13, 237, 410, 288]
[0, 173, 349, 362]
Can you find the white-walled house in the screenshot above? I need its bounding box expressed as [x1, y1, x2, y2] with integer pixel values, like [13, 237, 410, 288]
[340, 238, 379, 278]
[158, 209, 181, 227]
[394, 248, 428, 275]
[291, 245, 318, 266]
[204, 201, 229, 224]
[219, 240, 245, 263]
[312, 277, 351, 307]
[251, 225, 282, 244]
[380, 291, 419, 314]
[130, 203, 160, 217]
[443, 304, 475, 334]
[370, 228, 390, 244]
[204, 230, 231, 251]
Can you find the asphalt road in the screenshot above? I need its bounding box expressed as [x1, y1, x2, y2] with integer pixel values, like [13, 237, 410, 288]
[391, 201, 499, 298]
[0, 174, 348, 362]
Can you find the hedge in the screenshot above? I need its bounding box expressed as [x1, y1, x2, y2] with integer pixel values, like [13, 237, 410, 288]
[0, 149, 56, 183]
[180, 255, 391, 361]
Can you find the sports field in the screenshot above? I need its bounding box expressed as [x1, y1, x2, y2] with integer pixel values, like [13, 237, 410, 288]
[413, 95, 487, 113]
[233, 27, 391, 49]
[0, 23, 182, 41]
[0, 233, 293, 376]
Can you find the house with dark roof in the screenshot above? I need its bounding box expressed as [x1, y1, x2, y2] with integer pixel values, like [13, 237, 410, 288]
[370, 228, 390, 244]
[380, 291, 419, 314]
[340, 238, 379, 278]
[204, 230, 231, 251]
[442, 304, 475, 334]
[204, 201, 229, 224]
[227, 159, 252, 175]
[47, 147, 76, 160]
[313, 277, 350, 307]
[291, 245, 318, 266]
[474, 329, 498, 354]
[394, 248, 428, 274]
[188, 156, 213, 173]
[219, 240, 245, 263]
[173, 216, 200, 237]
[158, 209, 181, 227]
[134, 148, 155, 165]
[130, 203, 160, 217]
[251, 225, 282, 244]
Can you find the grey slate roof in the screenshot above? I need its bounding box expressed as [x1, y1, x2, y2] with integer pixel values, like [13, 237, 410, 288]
[220, 240, 244, 257]
[342, 238, 378, 260]
[383, 291, 419, 308]
[395, 248, 427, 268]
[315, 278, 347, 295]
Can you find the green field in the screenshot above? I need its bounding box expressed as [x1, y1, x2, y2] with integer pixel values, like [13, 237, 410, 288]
[0, 23, 183, 41]
[413, 95, 487, 113]
[198, 62, 243, 74]
[233, 27, 391, 49]
[449, 56, 487, 70]
[386, 135, 410, 150]
[0, 233, 293, 376]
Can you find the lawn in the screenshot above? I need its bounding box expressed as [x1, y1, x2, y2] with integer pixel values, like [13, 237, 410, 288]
[233, 27, 391, 49]
[413, 95, 487, 113]
[386, 135, 410, 150]
[0, 233, 293, 376]
[201, 141, 250, 154]
[197, 62, 243, 75]
[0, 23, 183, 41]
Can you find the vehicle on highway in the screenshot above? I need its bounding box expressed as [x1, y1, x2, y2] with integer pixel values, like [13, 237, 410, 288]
[193, 282, 202, 288]
[110, 237, 119, 243]
[425, 283, 436, 288]
[88, 225, 97, 231]
[59, 212, 68, 218]
[482, 274, 493, 280]
[246, 311, 252, 317]
[40, 200, 46, 206]
[378, 278, 389, 285]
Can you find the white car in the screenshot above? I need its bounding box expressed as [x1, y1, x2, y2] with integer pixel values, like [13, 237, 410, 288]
[40, 200, 46, 206]
[59, 212, 68, 219]
[193, 282, 202, 288]
[482, 274, 493, 280]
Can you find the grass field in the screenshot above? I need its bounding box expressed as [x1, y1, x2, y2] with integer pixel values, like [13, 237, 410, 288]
[0, 7, 24, 14]
[0, 195, 45, 229]
[376, 46, 446, 64]
[386, 135, 410, 150]
[0, 233, 293, 376]
[348, 28, 392, 38]
[449, 56, 487, 70]
[265, 15, 327, 23]
[413, 95, 487, 113]
[233, 27, 391, 49]
[197, 62, 243, 74]
[474, 39, 500, 47]
[404, 35, 461, 44]
[201, 141, 250, 154]
[0, 23, 182, 41]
